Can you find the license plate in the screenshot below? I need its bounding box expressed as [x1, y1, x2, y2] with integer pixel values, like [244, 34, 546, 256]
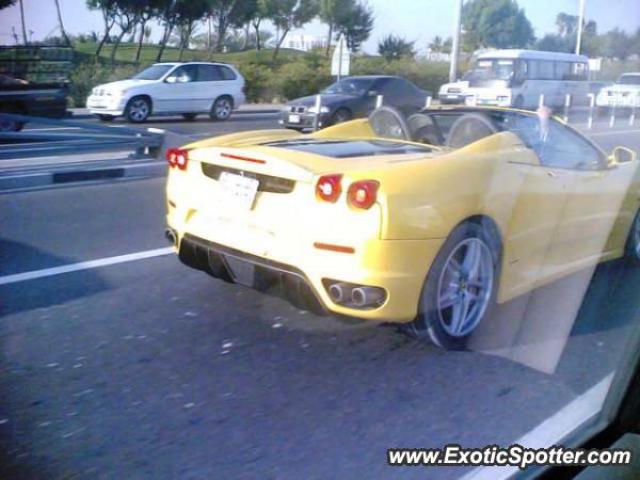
[288, 114, 301, 123]
[219, 172, 259, 211]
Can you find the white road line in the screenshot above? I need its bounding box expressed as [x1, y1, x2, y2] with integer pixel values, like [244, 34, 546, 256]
[25, 127, 82, 132]
[461, 372, 614, 479]
[0, 247, 174, 286]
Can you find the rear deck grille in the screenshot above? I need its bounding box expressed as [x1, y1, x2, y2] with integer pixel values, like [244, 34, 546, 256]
[201, 163, 295, 194]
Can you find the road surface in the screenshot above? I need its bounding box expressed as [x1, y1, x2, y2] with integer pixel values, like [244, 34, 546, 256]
[2, 115, 640, 479]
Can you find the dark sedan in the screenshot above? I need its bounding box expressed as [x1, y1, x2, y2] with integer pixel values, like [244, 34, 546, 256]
[281, 75, 431, 130]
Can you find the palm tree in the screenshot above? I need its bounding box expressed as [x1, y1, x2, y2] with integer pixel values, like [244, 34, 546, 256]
[53, 0, 71, 45]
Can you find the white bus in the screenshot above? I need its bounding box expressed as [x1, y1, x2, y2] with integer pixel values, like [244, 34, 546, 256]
[463, 49, 590, 110]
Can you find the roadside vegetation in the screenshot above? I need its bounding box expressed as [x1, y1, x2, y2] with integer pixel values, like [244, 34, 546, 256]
[2, 0, 639, 107]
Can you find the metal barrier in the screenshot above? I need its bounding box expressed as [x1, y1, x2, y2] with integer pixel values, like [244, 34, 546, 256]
[0, 113, 164, 160]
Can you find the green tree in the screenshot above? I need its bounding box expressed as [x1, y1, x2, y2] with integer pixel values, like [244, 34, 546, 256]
[536, 33, 571, 53]
[109, 0, 139, 65]
[377, 34, 414, 61]
[174, 0, 209, 60]
[462, 0, 535, 51]
[535, 13, 601, 56]
[87, 0, 119, 57]
[319, 0, 352, 55]
[555, 12, 578, 37]
[130, 0, 162, 63]
[156, 0, 178, 62]
[0, 0, 16, 9]
[205, 0, 255, 53]
[429, 35, 443, 52]
[335, 1, 373, 52]
[260, 0, 318, 61]
[602, 28, 634, 60]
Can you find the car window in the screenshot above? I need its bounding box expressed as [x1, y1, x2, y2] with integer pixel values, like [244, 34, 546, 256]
[540, 123, 605, 170]
[218, 66, 237, 81]
[506, 113, 604, 170]
[197, 64, 220, 82]
[166, 64, 198, 83]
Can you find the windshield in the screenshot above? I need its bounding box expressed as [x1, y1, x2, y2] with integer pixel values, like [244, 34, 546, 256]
[471, 58, 515, 81]
[132, 65, 173, 80]
[618, 75, 640, 85]
[322, 78, 374, 95]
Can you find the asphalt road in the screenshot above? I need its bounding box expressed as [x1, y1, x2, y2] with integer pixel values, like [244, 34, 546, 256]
[2, 117, 640, 479]
[24, 111, 283, 140]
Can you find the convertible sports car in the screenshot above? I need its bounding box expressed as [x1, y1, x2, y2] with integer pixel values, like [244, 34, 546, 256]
[165, 105, 639, 349]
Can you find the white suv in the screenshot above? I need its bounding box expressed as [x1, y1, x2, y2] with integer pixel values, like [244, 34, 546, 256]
[86, 62, 246, 123]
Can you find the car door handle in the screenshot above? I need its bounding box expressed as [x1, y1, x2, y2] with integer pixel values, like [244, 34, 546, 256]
[547, 170, 559, 178]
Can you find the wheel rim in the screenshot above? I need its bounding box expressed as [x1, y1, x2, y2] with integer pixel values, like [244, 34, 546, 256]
[129, 99, 149, 121]
[633, 213, 640, 259]
[215, 99, 231, 119]
[335, 111, 349, 123]
[436, 238, 494, 337]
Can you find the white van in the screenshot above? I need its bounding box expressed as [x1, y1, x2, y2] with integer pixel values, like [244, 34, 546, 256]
[86, 62, 246, 123]
[463, 50, 590, 110]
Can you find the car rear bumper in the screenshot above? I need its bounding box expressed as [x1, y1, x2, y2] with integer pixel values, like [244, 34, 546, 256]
[280, 111, 331, 130]
[165, 223, 444, 323]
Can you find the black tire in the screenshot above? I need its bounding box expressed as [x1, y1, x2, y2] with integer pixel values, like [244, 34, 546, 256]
[125, 96, 151, 123]
[209, 96, 233, 121]
[331, 108, 352, 125]
[402, 221, 500, 350]
[625, 210, 640, 264]
[98, 114, 115, 122]
[182, 113, 197, 121]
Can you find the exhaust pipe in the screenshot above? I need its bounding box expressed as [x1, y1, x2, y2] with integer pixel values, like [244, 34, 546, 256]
[164, 228, 177, 246]
[351, 286, 386, 308]
[328, 283, 350, 304]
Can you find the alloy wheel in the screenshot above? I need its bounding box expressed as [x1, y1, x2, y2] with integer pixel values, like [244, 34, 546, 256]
[436, 238, 494, 337]
[214, 98, 232, 120]
[128, 99, 149, 122]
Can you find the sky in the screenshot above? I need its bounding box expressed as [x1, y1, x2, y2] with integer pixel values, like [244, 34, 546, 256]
[0, 0, 639, 54]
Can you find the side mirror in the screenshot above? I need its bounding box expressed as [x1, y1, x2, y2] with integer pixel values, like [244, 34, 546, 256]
[609, 146, 637, 167]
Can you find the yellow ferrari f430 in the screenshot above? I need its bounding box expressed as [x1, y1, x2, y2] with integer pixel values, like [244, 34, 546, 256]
[165, 106, 639, 349]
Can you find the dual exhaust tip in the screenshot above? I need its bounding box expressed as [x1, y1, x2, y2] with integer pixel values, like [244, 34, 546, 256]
[327, 282, 386, 309]
[164, 228, 178, 246]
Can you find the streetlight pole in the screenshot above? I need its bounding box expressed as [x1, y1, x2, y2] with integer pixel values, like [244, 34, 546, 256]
[449, 0, 463, 82]
[575, 0, 586, 55]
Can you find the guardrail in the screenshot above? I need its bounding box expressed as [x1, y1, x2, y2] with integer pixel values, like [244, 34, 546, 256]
[0, 113, 164, 161]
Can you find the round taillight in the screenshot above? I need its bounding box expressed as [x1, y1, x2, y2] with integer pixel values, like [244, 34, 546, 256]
[347, 180, 379, 209]
[166, 148, 188, 170]
[316, 174, 342, 203]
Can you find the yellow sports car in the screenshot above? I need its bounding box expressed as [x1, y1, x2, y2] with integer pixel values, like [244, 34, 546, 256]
[165, 106, 639, 349]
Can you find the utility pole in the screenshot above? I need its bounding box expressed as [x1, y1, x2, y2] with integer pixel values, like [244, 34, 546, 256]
[449, 0, 463, 82]
[575, 0, 586, 55]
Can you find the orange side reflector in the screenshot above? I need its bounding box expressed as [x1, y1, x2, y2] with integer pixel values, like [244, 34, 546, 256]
[313, 242, 355, 254]
[221, 152, 266, 164]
